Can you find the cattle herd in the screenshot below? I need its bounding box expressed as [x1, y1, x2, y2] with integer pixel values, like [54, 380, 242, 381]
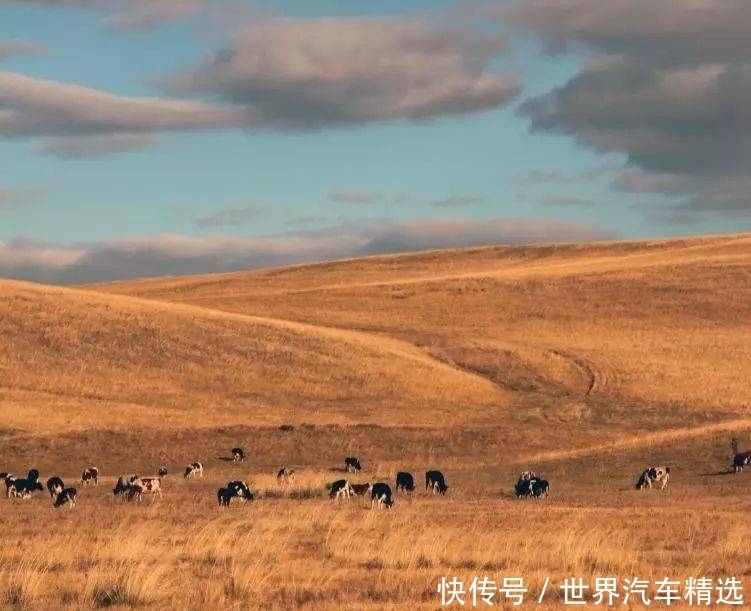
[2, 440, 750, 510]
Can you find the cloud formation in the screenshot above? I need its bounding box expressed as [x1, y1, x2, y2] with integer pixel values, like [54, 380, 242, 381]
[34, 134, 154, 158]
[168, 17, 520, 128]
[195, 206, 262, 228]
[0, 187, 42, 210]
[328, 192, 377, 204]
[506, 0, 751, 214]
[0, 217, 615, 284]
[0, 39, 45, 58]
[429, 196, 483, 208]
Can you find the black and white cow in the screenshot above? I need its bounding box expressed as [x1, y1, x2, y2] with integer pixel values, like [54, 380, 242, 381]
[515, 471, 540, 498]
[126, 477, 163, 502]
[7, 478, 43, 499]
[81, 467, 99, 486]
[277, 467, 295, 483]
[395, 471, 415, 492]
[371, 483, 394, 509]
[54, 488, 77, 509]
[635, 466, 671, 490]
[329, 479, 353, 500]
[158, 467, 168, 478]
[345, 457, 361, 473]
[46, 476, 65, 498]
[425, 470, 448, 495]
[732, 451, 751, 473]
[184, 462, 204, 478]
[113, 473, 138, 497]
[232, 448, 245, 463]
[531, 478, 550, 498]
[227, 480, 254, 501]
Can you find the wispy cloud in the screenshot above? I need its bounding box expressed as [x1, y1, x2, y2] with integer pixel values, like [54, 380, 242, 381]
[0, 217, 616, 284]
[195, 206, 262, 228]
[328, 192, 377, 204]
[0, 39, 46, 59]
[429, 196, 483, 208]
[34, 134, 154, 158]
[0, 187, 43, 210]
[539, 195, 594, 207]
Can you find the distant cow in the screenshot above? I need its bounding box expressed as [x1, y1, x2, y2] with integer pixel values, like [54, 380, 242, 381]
[635, 466, 671, 490]
[425, 470, 448, 495]
[351, 483, 372, 497]
[113, 473, 138, 497]
[515, 471, 539, 498]
[277, 467, 295, 483]
[158, 467, 168, 477]
[127, 477, 162, 502]
[227, 480, 254, 501]
[531, 478, 550, 498]
[81, 467, 99, 486]
[395, 472, 415, 492]
[329, 479, 353, 500]
[46, 476, 65, 498]
[345, 457, 361, 473]
[217, 487, 234, 507]
[8, 478, 43, 499]
[184, 462, 204, 478]
[371, 483, 394, 509]
[54, 488, 77, 509]
[732, 451, 751, 473]
[27, 469, 40, 483]
[232, 448, 245, 463]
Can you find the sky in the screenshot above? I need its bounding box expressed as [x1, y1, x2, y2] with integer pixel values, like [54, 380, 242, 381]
[1, 0, 749, 284]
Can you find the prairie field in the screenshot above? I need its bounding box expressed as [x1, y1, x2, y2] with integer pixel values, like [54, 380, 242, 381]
[2, 234, 751, 609]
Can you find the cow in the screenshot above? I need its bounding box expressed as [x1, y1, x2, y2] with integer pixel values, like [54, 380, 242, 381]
[635, 466, 671, 490]
[113, 473, 138, 497]
[54, 488, 77, 509]
[227, 481, 254, 501]
[351, 483, 372, 497]
[345, 457, 362, 473]
[732, 451, 751, 473]
[515, 471, 539, 498]
[232, 448, 245, 463]
[425, 470, 448, 495]
[371, 483, 394, 509]
[277, 467, 295, 484]
[81, 467, 99, 486]
[46, 476, 65, 498]
[531, 478, 550, 498]
[158, 467, 168, 478]
[184, 462, 204, 478]
[395, 471, 415, 493]
[126, 477, 162, 502]
[217, 487, 234, 507]
[329, 479, 353, 500]
[27, 469, 40, 483]
[8, 478, 43, 499]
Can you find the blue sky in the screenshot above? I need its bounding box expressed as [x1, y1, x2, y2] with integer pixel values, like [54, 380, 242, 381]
[1, 0, 748, 283]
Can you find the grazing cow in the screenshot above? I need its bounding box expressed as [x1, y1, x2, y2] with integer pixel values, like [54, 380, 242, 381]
[277, 467, 295, 483]
[54, 488, 77, 509]
[184, 462, 204, 478]
[81, 467, 99, 486]
[217, 487, 234, 507]
[635, 466, 671, 490]
[371, 483, 394, 509]
[425, 470, 448, 495]
[113, 473, 138, 497]
[345, 457, 362, 473]
[395, 471, 415, 492]
[531, 478, 550, 498]
[46, 476, 65, 498]
[227, 481, 254, 501]
[732, 451, 751, 473]
[329, 479, 353, 500]
[515, 471, 539, 498]
[232, 448, 245, 463]
[351, 483, 372, 497]
[127, 477, 162, 502]
[158, 467, 168, 477]
[8, 478, 43, 498]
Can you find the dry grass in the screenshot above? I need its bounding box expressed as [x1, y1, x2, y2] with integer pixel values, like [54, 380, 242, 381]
[2, 234, 751, 608]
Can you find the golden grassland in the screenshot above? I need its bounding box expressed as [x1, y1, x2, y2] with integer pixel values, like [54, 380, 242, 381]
[2, 234, 751, 609]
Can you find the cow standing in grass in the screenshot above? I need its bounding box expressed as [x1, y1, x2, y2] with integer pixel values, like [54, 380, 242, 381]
[425, 470, 448, 495]
[371, 483, 393, 509]
[46, 476, 65, 498]
[329, 479, 353, 500]
[54, 488, 77, 509]
[232, 448, 245, 463]
[184, 462, 204, 478]
[395, 472, 415, 493]
[635, 466, 670, 490]
[81, 467, 99, 486]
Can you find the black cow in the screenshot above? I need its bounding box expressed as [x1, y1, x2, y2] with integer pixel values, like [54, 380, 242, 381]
[732, 451, 751, 473]
[113, 473, 138, 496]
[8, 478, 43, 498]
[54, 488, 77, 509]
[27, 469, 40, 483]
[158, 467, 168, 477]
[531, 479, 550, 498]
[329, 479, 353, 500]
[345, 457, 362, 473]
[425, 470, 448, 495]
[46, 476, 65, 498]
[232, 448, 245, 463]
[395, 471, 415, 492]
[371, 483, 394, 509]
